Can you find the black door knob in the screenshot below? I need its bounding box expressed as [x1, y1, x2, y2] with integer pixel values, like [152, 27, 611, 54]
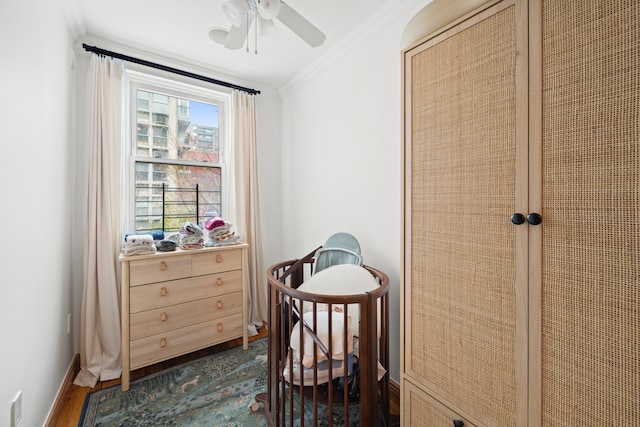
[453, 420, 464, 427]
[511, 213, 526, 225]
[527, 212, 542, 225]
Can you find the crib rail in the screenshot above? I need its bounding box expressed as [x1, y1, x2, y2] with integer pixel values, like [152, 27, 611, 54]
[259, 253, 390, 427]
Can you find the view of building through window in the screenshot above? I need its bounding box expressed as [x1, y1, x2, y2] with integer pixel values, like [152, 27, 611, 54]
[134, 89, 222, 232]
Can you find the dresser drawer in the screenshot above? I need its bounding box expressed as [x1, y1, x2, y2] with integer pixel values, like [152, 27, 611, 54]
[129, 254, 192, 286]
[192, 248, 242, 276]
[130, 312, 244, 370]
[129, 269, 243, 313]
[130, 291, 243, 340]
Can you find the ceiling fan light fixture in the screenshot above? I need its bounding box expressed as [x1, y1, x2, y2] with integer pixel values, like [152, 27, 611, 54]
[222, 0, 249, 27]
[258, 16, 277, 36]
[257, 0, 281, 20]
[208, 27, 229, 44]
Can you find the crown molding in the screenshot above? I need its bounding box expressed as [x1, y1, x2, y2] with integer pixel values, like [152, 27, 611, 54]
[279, 0, 428, 98]
[58, 0, 85, 40]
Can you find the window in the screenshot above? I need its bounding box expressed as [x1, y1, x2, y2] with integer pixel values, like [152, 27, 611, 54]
[126, 72, 228, 233]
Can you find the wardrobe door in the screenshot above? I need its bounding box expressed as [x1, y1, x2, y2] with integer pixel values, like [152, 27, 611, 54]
[534, 0, 640, 425]
[403, 0, 529, 425]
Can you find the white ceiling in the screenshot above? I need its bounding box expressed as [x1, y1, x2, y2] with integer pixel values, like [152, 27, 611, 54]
[68, 0, 393, 88]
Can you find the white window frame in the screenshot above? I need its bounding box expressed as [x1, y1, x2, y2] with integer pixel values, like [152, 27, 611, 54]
[123, 69, 231, 233]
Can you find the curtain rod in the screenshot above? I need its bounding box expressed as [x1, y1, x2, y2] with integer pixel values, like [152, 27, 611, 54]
[82, 43, 260, 95]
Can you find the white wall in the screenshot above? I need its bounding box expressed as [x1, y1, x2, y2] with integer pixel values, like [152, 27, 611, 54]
[255, 91, 284, 271]
[0, 0, 76, 425]
[279, 0, 428, 381]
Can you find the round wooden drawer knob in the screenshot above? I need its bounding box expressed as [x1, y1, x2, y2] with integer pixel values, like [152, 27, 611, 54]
[160, 261, 167, 271]
[160, 312, 168, 321]
[217, 301, 223, 309]
[216, 278, 223, 286]
[160, 338, 167, 348]
[217, 323, 223, 332]
[160, 287, 168, 296]
[216, 254, 223, 263]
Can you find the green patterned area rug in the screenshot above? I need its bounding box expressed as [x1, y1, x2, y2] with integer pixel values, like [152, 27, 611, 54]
[79, 338, 268, 427]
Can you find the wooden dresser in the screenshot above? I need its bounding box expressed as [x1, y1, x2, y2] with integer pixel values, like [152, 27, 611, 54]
[119, 243, 249, 391]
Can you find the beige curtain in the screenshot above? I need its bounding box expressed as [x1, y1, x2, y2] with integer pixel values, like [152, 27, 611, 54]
[74, 55, 124, 387]
[227, 90, 267, 335]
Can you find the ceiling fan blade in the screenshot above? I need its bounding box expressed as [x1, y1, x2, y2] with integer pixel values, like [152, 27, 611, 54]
[224, 13, 254, 50]
[277, 2, 326, 47]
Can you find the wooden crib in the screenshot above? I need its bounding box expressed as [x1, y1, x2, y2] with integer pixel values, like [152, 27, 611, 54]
[257, 248, 391, 426]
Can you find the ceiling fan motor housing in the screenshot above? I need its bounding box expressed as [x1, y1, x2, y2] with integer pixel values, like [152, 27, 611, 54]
[257, 0, 281, 20]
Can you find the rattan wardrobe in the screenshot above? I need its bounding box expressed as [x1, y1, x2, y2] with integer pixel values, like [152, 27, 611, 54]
[401, 0, 639, 426]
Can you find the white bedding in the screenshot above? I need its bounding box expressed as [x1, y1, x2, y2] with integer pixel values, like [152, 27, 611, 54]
[285, 264, 384, 384]
[295, 263, 381, 337]
[289, 310, 353, 367]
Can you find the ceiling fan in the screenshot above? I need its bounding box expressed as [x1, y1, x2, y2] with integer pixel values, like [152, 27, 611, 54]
[209, 0, 326, 53]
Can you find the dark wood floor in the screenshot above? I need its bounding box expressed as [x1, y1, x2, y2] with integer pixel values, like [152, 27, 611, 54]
[52, 327, 399, 426]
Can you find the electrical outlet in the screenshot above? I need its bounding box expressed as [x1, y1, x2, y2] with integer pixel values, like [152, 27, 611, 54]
[11, 391, 22, 427]
[67, 313, 72, 335]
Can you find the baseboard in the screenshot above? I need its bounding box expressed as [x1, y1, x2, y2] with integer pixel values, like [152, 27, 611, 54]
[45, 354, 80, 427]
[389, 378, 400, 415]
